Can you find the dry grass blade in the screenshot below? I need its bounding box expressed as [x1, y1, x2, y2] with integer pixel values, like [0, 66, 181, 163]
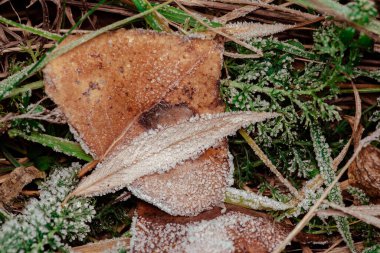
[174, 0, 263, 56]
[324, 201, 380, 229]
[70, 111, 278, 198]
[239, 129, 301, 200]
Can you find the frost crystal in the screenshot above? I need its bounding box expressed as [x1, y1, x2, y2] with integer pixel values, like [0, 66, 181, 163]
[0, 163, 95, 253]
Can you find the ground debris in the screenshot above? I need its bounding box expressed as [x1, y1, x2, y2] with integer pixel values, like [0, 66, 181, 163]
[348, 144, 380, 197]
[0, 166, 44, 206]
[44, 29, 231, 215]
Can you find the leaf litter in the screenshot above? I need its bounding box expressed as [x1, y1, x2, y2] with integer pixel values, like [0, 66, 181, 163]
[130, 202, 291, 253]
[45, 28, 278, 217]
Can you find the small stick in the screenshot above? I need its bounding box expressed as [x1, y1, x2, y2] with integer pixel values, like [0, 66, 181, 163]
[238, 129, 302, 200]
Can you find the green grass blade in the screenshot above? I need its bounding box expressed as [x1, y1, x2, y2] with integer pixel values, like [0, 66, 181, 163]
[2, 80, 44, 100]
[154, 4, 222, 29]
[0, 16, 62, 41]
[131, 0, 169, 31]
[310, 124, 356, 253]
[8, 129, 93, 162]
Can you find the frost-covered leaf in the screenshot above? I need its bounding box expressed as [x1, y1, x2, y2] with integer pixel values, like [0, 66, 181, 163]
[44, 29, 224, 157]
[44, 29, 233, 215]
[220, 22, 293, 41]
[71, 111, 278, 198]
[130, 202, 290, 253]
[129, 145, 233, 216]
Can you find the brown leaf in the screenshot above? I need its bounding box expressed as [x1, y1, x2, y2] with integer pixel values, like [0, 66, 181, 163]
[348, 145, 380, 197]
[0, 166, 44, 206]
[131, 202, 291, 253]
[44, 29, 230, 215]
[44, 29, 225, 158]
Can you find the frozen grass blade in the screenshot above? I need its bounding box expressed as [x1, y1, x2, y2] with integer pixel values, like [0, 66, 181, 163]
[0, 16, 62, 41]
[132, 0, 170, 31]
[310, 124, 356, 252]
[8, 129, 93, 162]
[224, 187, 294, 211]
[2, 80, 44, 100]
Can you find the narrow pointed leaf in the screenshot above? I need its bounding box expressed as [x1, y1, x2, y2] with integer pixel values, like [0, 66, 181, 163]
[71, 111, 278, 197]
[8, 129, 93, 162]
[221, 22, 293, 41]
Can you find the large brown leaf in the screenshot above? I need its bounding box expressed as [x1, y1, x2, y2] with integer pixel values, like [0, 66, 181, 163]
[44, 29, 230, 215]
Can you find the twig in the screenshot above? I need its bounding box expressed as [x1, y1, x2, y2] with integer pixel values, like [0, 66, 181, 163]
[174, 0, 263, 56]
[238, 129, 301, 200]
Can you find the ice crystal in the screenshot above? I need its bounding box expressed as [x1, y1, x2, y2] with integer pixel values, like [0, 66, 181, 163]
[71, 111, 277, 197]
[0, 163, 95, 253]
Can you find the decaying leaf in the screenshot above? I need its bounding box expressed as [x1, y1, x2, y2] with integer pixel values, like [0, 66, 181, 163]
[71, 112, 278, 200]
[348, 145, 380, 197]
[44, 29, 232, 215]
[0, 166, 44, 206]
[130, 202, 291, 253]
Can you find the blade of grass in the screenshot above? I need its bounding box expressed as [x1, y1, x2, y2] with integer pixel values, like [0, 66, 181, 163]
[0, 16, 62, 41]
[8, 129, 93, 162]
[310, 124, 356, 252]
[2, 80, 44, 99]
[153, 3, 222, 29]
[132, 0, 171, 31]
[0, 145, 21, 167]
[291, 0, 380, 38]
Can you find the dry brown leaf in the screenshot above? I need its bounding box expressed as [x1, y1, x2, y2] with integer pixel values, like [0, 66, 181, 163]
[44, 29, 228, 215]
[44, 29, 225, 158]
[130, 202, 291, 253]
[0, 166, 44, 206]
[348, 145, 380, 197]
